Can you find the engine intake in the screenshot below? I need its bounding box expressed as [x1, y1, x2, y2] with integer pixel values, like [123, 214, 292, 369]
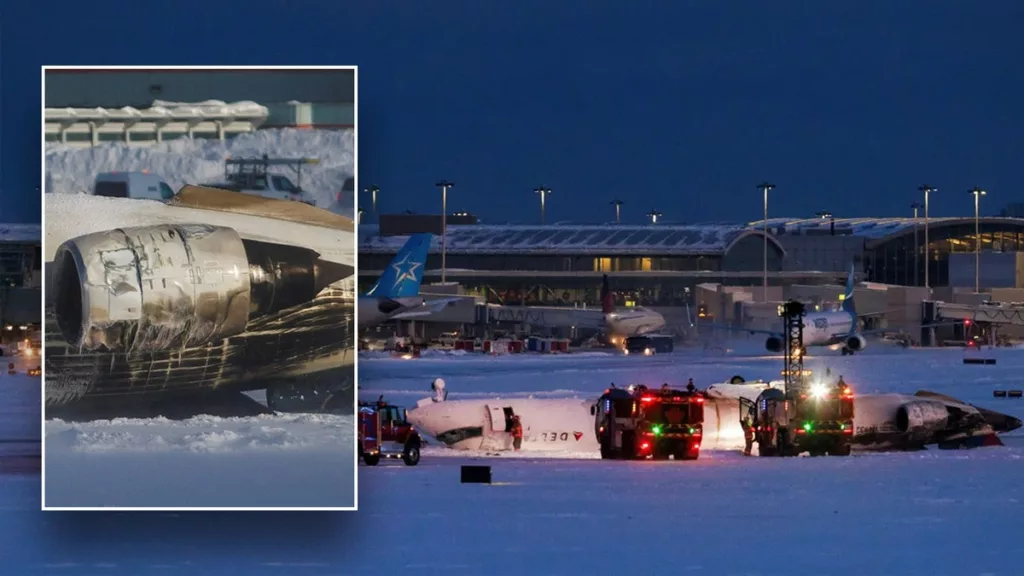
[765, 336, 784, 353]
[54, 224, 350, 353]
[846, 334, 867, 351]
[896, 401, 949, 436]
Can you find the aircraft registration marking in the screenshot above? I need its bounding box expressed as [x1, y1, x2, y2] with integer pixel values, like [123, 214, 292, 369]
[536, 431, 586, 442]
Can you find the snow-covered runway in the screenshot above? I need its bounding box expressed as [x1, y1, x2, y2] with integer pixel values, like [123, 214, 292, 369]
[2, 442, 1023, 574]
[2, 345, 1023, 573]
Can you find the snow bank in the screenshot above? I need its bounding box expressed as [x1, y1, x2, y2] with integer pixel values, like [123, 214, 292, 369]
[44, 414, 355, 508]
[45, 100, 269, 122]
[45, 128, 354, 216]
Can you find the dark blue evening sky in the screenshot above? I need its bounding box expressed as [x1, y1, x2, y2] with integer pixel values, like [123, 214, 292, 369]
[3, 1, 1022, 225]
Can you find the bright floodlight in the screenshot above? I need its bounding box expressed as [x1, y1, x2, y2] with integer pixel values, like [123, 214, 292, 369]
[809, 383, 828, 399]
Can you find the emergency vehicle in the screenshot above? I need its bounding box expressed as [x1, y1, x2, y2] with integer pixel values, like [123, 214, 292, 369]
[746, 371, 855, 457]
[594, 385, 705, 460]
[358, 398, 422, 466]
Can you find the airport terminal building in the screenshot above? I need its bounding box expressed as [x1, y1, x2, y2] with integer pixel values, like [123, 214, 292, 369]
[358, 214, 1024, 308]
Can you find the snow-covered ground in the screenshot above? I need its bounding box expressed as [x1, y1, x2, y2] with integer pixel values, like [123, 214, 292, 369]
[4, 345, 1024, 573]
[44, 411, 355, 508]
[45, 128, 354, 216]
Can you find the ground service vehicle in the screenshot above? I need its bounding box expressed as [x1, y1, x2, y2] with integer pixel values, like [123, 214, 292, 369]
[358, 399, 422, 466]
[748, 301, 855, 457]
[624, 334, 674, 355]
[594, 385, 704, 460]
[93, 171, 176, 201]
[202, 155, 319, 205]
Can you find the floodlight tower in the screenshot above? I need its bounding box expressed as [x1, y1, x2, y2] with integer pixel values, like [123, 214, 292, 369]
[534, 186, 552, 224]
[757, 182, 776, 300]
[435, 180, 454, 283]
[968, 186, 987, 292]
[918, 185, 936, 289]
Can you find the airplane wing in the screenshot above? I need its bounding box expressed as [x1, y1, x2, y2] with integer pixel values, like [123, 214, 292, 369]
[707, 323, 782, 338]
[45, 187, 354, 269]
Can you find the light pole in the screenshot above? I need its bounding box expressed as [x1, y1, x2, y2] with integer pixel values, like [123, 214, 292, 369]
[918, 185, 936, 289]
[911, 201, 923, 286]
[436, 180, 454, 283]
[364, 185, 380, 220]
[534, 186, 552, 224]
[969, 186, 987, 292]
[610, 199, 624, 224]
[647, 209, 662, 224]
[357, 207, 364, 226]
[757, 182, 775, 301]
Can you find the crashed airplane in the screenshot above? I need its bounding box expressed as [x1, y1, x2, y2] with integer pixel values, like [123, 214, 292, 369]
[407, 377, 1022, 454]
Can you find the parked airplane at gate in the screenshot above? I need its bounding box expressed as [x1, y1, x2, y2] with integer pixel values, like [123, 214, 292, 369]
[45, 186, 356, 419]
[600, 274, 666, 344]
[357, 233, 461, 328]
[716, 264, 890, 355]
[407, 379, 1021, 453]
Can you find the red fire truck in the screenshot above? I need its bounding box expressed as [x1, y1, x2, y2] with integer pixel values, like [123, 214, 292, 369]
[358, 398, 422, 466]
[594, 385, 705, 460]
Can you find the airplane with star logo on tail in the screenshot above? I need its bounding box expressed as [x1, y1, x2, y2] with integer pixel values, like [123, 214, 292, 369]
[358, 233, 461, 327]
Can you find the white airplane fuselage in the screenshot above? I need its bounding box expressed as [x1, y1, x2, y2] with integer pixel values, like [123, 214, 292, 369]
[604, 308, 666, 341]
[800, 310, 856, 346]
[407, 381, 1020, 454]
[407, 395, 745, 453]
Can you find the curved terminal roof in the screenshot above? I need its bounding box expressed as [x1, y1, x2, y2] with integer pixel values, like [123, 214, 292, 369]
[360, 224, 785, 256]
[749, 216, 1024, 242]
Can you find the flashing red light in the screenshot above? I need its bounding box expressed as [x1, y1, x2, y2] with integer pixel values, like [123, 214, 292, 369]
[640, 442, 651, 450]
[844, 427, 854, 434]
[695, 397, 705, 403]
[691, 443, 699, 450]
[640, 396, 655, 403]
[964, 319, 971, 326]
[796, 428, 806, 434]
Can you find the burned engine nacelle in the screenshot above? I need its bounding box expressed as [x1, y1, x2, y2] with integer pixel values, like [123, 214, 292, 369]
[896, 401, 949, 437]
[765, 336, 784, 353]
[846, 334, 867, 352]
[53, 224, 348, 353]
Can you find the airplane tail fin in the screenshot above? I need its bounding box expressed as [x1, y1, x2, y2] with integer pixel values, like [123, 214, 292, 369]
[601, 274, 614, 314]
[366, 233, 432, 299]
[841, 262, 857, 318]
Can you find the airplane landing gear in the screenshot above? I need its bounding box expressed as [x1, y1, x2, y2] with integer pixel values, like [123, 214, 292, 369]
[841, 347, 854, 356]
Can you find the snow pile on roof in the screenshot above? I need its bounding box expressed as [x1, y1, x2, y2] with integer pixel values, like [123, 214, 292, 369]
[360, 224, 776, 255]
[751, 216, 1024, 239]
[45, 128, 354, 217]
[44, 100, 268, 122]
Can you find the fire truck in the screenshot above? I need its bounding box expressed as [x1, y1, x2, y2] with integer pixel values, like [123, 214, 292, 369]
[594, 385, 705, 460]
[358, 398, 422, 466]
[745, 301, 855, 457]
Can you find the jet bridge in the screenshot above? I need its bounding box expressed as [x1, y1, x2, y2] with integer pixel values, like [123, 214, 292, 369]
[477, 304, 605, 330]
[933, 302, 1024, 327]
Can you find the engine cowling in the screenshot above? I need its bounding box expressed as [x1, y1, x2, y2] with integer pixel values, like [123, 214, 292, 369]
[896, 401, 949, 436]
[765, 336, 784, 353]
[846, 334, 867, 351]
[53, 224, 348, 353]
